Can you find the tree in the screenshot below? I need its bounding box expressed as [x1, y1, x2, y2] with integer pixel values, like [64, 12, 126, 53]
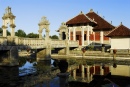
[15, 29, 26, 37]
[50, 35, 59, 39]
[26, 32, 39, 38]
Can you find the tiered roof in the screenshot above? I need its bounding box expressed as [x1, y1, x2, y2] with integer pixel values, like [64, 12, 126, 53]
[86, 9, 115, 31]
[106, 23, 130, 37]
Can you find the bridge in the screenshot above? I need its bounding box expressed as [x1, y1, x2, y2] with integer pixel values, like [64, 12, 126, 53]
[0, 6, 79, 65]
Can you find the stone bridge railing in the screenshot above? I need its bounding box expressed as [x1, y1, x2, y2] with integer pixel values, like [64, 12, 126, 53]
[16, 38, 46, 49]
[51, 40, 79, 48]
[51, 40, 66, 48]
[0, 37, 79, 50]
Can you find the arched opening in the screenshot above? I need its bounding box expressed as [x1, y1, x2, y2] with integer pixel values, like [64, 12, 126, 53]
[62, 32, 66, 40]
[38, 16, 50, 39]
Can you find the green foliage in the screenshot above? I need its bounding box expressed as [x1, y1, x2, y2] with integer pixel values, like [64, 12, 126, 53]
[26, 32, 39, 38]
[50, 35, 59, 39]
[15, 29, 26, 37]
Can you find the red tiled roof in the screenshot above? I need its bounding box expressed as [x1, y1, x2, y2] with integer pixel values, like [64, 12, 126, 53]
[66, 11, 97, 25]
[86, 9, 115, 31]
[106, 23, 130, 37]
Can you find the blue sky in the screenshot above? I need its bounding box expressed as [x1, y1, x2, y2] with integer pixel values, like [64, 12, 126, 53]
[0, 0, 130, 36]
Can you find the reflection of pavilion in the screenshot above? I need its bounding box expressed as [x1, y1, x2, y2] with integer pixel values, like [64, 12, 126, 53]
[67, 64, 130, 83]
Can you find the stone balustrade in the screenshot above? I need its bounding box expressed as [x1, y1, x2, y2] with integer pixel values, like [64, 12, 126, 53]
[0, 37, 79, 50]
[69, 40, 79, 47]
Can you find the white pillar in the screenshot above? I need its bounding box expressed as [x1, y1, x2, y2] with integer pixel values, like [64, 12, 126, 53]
[3, 28, 7, 37]
[82, 27, 84, 46]
[11, 28, 15, 37]
[73, 70, 76, 80]
[68, 27, 70, 40]
[93, 32, 95, 43]
[2, 20, 5, 25]
[87, 26, 90, 45]
[100, 31, 103, 44]
[73, 27, 76, 41]
[13, 19, 15, 24]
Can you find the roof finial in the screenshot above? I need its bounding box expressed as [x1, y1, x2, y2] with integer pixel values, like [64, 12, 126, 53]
[80, 11, 83, 14]
[111, 21, 112, 24]
[121, 22, 122, 25]
[90, 9, 93, 12]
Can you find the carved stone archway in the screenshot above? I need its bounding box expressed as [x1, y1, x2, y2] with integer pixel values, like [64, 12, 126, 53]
[38, 16, 50, 39]
[2, 6, 16, 37]
[58, 22, 68, 40]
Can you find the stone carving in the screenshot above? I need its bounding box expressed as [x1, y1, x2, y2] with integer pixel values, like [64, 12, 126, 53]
[38, 16, 50, 39]
[2, 6, 16, 37]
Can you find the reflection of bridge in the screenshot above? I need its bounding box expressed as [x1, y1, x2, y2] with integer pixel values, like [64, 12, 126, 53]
[0, 7, 79, 64]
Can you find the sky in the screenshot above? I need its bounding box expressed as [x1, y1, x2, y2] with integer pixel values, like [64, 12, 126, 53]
[0, 0, 130, 36]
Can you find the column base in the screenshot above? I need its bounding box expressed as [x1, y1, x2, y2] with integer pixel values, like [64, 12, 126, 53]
[57, 72, 70, 87]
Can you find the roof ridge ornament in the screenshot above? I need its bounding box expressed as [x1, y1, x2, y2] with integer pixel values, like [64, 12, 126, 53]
[90, 9, 93, 13]
[120, 22, 122, 25]
[80, 11, 83, 15]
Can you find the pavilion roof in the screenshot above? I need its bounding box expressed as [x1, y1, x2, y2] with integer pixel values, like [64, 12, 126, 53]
[86, 9, 115, 31]
[106, 23, 130, 37]
[66, 11, 97, 26]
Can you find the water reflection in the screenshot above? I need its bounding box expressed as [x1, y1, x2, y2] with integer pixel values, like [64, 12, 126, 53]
[0, 57, 130, 87]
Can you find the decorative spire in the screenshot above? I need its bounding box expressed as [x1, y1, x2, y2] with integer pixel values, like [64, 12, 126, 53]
[120, 22, 122, 25]
[89, 9, 93, 13]
[111, 21, 112, 24]
[80, 11, 83, 14]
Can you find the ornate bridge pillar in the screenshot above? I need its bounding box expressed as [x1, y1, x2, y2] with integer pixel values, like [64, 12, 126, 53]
[59, 22, 69, 55]
[2, 6, 16, 37]
[38, 16, 50, 39]
[38, 17, 51, 59]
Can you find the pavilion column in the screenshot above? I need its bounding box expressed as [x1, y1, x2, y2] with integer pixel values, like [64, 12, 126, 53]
[73, 69, 76, 80]
[82, 27, 84, 46]
[93, 32, 95, 43]
[68, 28, 70, 40]
[73, 27, 76, 41]
[100, 31, 104, 44]
[87, 26, 90, 45]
